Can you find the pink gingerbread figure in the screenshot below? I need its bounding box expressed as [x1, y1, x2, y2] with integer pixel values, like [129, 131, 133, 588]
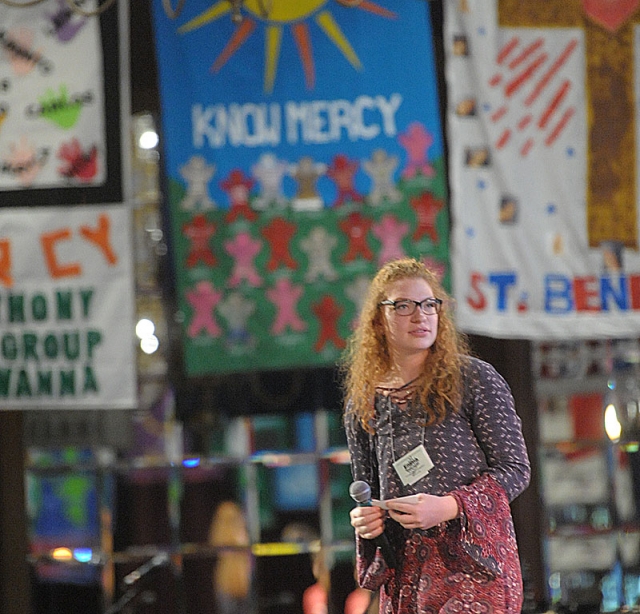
[186, 280, 222, 338]
[372, 214, 409, 266]
[224, 231, 262, 287]
[266, 278, 307, 335]
[398, 122, 436, 179]
[421, 256, 446, 281]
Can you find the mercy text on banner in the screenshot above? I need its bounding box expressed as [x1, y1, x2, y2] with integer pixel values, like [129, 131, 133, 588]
[152, 0, 450, 376]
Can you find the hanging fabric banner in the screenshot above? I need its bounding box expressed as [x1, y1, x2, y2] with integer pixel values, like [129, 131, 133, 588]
[152, 0, 449, 376]
[0, 0, 135, 409]
[0, 0, 124, 206]
[445, 0, 640, 340]
[0, 205, 137, 409]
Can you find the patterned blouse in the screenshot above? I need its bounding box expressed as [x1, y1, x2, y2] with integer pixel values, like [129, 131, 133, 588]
[345, 357, 531, 614]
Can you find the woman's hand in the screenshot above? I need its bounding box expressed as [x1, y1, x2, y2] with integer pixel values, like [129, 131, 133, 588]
[350, 504, 385, 540]
[386, 494, 458, 531]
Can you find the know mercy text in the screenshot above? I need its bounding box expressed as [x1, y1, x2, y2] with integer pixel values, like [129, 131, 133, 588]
[192, 93, 404, 149]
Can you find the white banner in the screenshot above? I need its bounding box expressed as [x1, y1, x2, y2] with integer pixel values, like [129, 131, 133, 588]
[0, 0, 107, 190]
[0, 205, 137, 409]
[445, 0, 640, 339]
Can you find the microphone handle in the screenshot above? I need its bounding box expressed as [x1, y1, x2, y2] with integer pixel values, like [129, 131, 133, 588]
[358, 501, 397, 569]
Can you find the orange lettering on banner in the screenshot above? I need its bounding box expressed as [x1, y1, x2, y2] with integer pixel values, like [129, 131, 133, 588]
[79, 213, 118, 266]
[0, 239, 13, 288]
[41, 229, 82, 279]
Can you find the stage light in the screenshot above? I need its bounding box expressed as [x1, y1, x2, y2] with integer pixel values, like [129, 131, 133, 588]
[604, 403, 621, 443]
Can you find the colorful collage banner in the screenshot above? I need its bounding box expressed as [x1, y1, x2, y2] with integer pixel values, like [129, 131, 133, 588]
[445, 0, 640, 339]
[0, 0, 135, 410]
[0, 0, 123, 206]
[152, 0, 450, 375]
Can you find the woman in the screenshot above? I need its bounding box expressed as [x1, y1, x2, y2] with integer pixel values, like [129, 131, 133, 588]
[342, 258, 531, 613]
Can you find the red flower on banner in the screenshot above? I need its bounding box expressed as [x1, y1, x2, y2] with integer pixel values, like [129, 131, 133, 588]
[57, 138, 98, 182]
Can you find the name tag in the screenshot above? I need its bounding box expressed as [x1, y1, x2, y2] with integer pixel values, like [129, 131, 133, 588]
[392, 444, 433, 486]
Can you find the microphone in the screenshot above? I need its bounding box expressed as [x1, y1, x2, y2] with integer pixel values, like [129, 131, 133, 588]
[349, 480, 397, 568]
[122, 552, 170, 588]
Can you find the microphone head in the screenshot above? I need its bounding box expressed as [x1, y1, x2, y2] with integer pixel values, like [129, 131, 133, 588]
[349, 480, 371, 504]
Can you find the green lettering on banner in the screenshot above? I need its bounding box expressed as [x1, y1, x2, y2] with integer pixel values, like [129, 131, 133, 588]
[1, 335, 17, 360]
[87, 330, 102, 358]
[60, 370, 75, 396]
[9, 295, 24, 323]
[16, 370, 31, 397]
[2, 331, 100, 360]
[32, 294, 48, 321]
[0, 288, 97, 324]
[64, 333, 80, 360]
[56, 291, 73, 321]
[38, 372, 52, 396]
[83, 366, 98, 393]
[0, 367, 100, 400]
[24, 333, 38, 360]
[0, 369, 9, 396]
[80, 289, 94, 319]
[44, 334, 58, 359]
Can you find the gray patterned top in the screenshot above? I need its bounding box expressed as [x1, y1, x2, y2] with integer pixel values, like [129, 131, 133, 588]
[345, 356, 531, 505]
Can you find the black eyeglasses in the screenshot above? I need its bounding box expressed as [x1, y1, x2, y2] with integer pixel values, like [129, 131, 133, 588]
[379, 298, 442, 316]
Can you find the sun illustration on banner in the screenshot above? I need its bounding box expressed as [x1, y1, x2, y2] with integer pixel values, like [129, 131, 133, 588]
[178, 0, 396, 93]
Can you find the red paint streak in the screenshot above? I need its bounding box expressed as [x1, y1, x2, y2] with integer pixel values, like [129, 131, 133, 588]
[505, 53, 548, 97]
[545, 107, 575, 146]
[518, 114, 532, 130]
[520, 138, 534, 157]
[491, 106, 508, 122]
[358, 1, 397, 18]
[212, 19, 256, 73]
[496, 128, 512, 149]
[292, 22, 315, 89]
[525, 39, 578, 106]
[489, 73, 502, 87]
[538, 79, 570, 129]
[497, 36, 520, 64]
[508, 38, 544, 69]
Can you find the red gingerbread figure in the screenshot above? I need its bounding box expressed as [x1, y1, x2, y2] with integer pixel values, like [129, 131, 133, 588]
[261, 217, 298, 272]
[221, 169, 257, 223]
[410, 191, 443, 243]
[312, 295, 346, 352]
[326, 154, 363, 207]
[182, 214, 217, 268]
[339, 211, 373, 263]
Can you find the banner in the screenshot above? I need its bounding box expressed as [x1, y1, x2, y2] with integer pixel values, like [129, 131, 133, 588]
[152, 0, 449, 376]
[445, 0, 640, 339]
[0, 0, 124, 206]
[0, 205, 137, 409]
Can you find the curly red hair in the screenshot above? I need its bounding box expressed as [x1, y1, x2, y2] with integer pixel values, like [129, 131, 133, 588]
[340, 258, 470, 432]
